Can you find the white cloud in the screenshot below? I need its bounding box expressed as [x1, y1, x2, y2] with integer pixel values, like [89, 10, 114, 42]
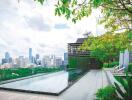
[25, 15, 52, 31]
[0, 0, 105, 60]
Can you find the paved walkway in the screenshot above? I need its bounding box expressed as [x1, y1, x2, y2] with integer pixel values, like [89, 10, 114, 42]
[0, 70, 110, 100]
[60, 70, 109, 100]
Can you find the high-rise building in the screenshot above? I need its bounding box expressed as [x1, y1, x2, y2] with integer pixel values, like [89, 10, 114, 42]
[41, 55, 52, 67]
[5, 52, 10, 60]
[55, 57, 62, 67]
[2, 52, 12, 64]
[24, 57, 29, 67]
[18, 56, 25, 67]
[50, 55, 56, 67]
[35, 54, 39, 65]
[64, 52, 68, 65]
[29, 48, 33, 63]
[13, 56, 29, 68]
[41, 57, 46, 67]
[12, 58, 19, 68]
[2, 58, 6, 65]
[36, 54, 39, 59]
[34, 54, 41, 65]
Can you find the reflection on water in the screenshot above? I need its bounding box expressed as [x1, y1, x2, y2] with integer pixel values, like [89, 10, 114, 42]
[0, 71, 68, 94]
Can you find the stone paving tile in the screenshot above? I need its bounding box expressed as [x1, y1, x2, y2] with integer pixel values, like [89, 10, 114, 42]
[59, 70, 110, 100]
[0, 90, 58, 100]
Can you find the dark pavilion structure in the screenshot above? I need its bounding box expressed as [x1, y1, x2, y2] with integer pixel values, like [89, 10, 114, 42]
[68, 38, 90, 56]
[68, 32, 102, 70]
[68, 32, 90, 56]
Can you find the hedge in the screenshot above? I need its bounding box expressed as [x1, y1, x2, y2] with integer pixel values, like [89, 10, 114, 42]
[96, 85, 119, 100]
[68, 56, 103, 70]
[0, 67, 61, 81]
[128, 63, 132, 73]
[103, 62, 119, 68]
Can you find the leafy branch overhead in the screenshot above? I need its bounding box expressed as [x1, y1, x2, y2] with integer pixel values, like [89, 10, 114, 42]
[35, 0, 132, 33]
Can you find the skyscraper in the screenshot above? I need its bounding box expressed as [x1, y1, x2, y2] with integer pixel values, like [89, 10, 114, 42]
[35, 54, 41, 65]
[29, 48, 33, 63]
[50, 55, 56, 66]
[42, 55, 51, 67]
[18, 56, 24, 67]
[5, 52, 12, 63]
[5, 52, 10, 60]
[64, 52, 68, 65]
[55, 57, 62, 67]
[36, 54, 39, 59]
[2, 52, 12, 65]
[2, 58, 6, 64]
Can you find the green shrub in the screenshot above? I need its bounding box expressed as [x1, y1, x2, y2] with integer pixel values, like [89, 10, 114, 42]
[128, 63, 132, 73]
[68, 56, 103, 69]
[96, 85, 120, 100]
[103, 63, 109, 68]
[114, 73, 132, 100]
[103, 62, 119, 68]
[109, 62, 119, 68]
[0, 67, 61, 81]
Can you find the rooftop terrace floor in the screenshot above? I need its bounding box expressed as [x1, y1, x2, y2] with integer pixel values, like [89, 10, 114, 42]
[0, 70, 110, 100]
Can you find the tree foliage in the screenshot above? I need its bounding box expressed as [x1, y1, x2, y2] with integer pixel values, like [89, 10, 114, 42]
[35, 0, 132, 33]
[80, 31, 132, 62]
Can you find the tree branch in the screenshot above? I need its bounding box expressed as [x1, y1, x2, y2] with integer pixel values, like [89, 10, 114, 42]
[119, 0, 132, 15]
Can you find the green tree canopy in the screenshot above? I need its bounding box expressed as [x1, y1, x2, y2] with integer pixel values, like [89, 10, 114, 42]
[35, 0, 132, 33]
[34, 0, 132, 62]
[80, 31, 132, 62]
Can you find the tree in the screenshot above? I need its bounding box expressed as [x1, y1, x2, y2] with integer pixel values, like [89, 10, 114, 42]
[80, 32, 131, 63]
[35, 0, 132, 33]
[34, 0, 132, 60]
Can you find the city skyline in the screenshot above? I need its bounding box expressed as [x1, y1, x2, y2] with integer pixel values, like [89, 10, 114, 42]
[0, 0, 105, 60]
[0, 48, 64, 61]
[0, 48, 68, 68]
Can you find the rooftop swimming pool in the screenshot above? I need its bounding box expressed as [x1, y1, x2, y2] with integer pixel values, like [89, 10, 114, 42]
[0, 71, 68, 95]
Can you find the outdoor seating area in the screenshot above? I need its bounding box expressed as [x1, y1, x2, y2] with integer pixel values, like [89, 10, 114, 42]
[112, 50, 132, 73]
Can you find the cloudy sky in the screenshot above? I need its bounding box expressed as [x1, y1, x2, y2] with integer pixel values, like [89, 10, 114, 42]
[0, 0, 104, 60]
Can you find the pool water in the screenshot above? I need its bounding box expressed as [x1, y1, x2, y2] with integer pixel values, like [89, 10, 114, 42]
[0, 71, 68, 94]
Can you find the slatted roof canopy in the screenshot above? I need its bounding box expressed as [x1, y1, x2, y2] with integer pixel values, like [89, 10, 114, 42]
[76, 38, 87, 43]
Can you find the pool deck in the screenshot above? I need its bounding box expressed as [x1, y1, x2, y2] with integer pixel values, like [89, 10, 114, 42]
[0, 70, 110, 100]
